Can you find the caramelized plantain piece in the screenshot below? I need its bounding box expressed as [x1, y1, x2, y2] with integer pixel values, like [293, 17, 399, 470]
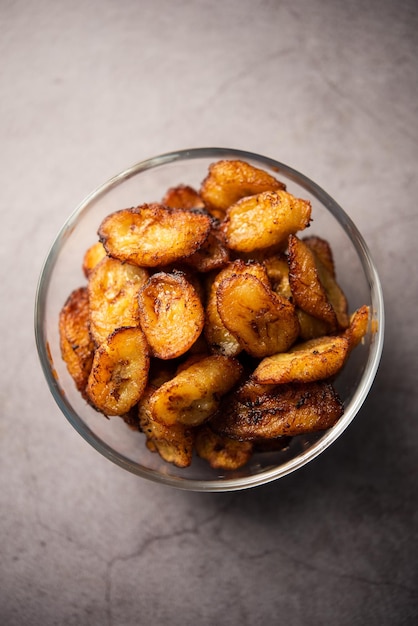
[204, 260, 269, 356]
[315, 256, 349, 330]
[296, 308, 331, 341]
[303, 236, 335, 277]
[98, 204, 211, 267]
[194, 424, 253, 470]
[210, 381, 344, 440]
[217, 273, 300, 358]
[288, 234, 338, 331]
[205, 293, 242, 357]
[222, 190, 311, 253]
[149, 355, 243, 427]
[184, 228, 230, 273]
[88, 256, 149, 345]
[86, 326, 149, 416]
[138, 386, 194, 468]
[138, 271, 205, 359]
[82, 241, 107, 278]
[263, 253, 292, 296]
[200, 159, 286, 218]
[162, 184, 205, 210]
[344, 305, 370, 352]
[233, 376, 278, 404]
[59, 287, 95, 396]
[252, 335, 349, 384]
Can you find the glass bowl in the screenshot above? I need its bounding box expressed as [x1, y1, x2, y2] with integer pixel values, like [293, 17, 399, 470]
[34, 148, 384, 492]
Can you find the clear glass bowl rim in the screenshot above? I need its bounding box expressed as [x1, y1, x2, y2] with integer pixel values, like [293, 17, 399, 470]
[34, 147, 385, 492]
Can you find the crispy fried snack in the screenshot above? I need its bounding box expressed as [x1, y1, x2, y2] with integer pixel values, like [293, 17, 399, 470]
[139, 386, 194, 468]
[288, 234, 338, 331]
[86, 326, 149, 416]
[138, 271, 205, 359]
[217, 273, 300, 358]
[82, 241, 107, 278]
[162, 184, 205, 210]
[204, 260, 270, 356]
[149, 355, 243, 427]
[252, 335, 349, 384]
[296, 309, 332, 341]
[60, 158, 372, 471]
[194, 424, 253, 470]
[184, 228, 230, 273]
[59, 286, 95, 396]
[303, 236, 335, 277]
[263, 253, 292, 295]
[313, 252, 349, 330]
[344, 305, 370, 352]
[88, 256, 149, 345]
[98, 204, 211, 267]
[210, 381, 344, 440]
[200, 159, 286, 218]
[222, 190, 311, 253]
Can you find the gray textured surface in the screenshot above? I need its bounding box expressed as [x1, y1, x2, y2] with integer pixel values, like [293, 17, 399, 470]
[1, 0, 417, 624]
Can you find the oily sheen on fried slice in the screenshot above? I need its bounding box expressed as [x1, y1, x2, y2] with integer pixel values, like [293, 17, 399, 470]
[98, 204, 211, 267]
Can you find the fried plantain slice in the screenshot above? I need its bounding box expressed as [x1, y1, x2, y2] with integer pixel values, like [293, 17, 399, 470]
[86, 326, 149, 416]
[82, 241, 107, 278]
[149, 355, 243, 427]
[200, 159, 286, 218]
[252, 335, 349, 384]
[263, 253, 292, 296]
[344, 305, 370, 352]
[222, 190, 311, 253]
[162, 184, 205, 210]
[217, 273, 300, 358]
[210, 381, 344, 440]
[296, 308, 331, 341]
[315, 256, 349, 330]
[184, 228, 230, 273]
[138, 270, 205, 359]
[303, 236, 335, 277]
[288, 234, 338, 330]
[98, 203, 211, 267]
[59, 286, 95, 396]
[138, 385, 194, 468]
[194, 424, 253, 470]
[88, 256, 149, 345]
[204, 259, 269, 356]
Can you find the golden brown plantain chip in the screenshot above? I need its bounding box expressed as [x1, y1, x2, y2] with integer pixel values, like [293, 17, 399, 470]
[162, 184, 205, 210]
[204, 259, 268, 357]
[303, 235, 335, 277]
[59, 286, 95, 396]
[138, 270, 205, 360]
[139, 385, 194, 468]
[222, 190, 311, 253]
[149, 355, 243, 427]
[200, 159, 286, 218]
[88, 256, 149, 345]
[288, 234, 338, 330]
[210, 381, 344, 440]
[184, 228, 230, 273]
[82, 241, 107, 278]
[86, 326, 149, 416]
[252, 335, 349, 384]
[194, 424, 253, 470]
[217, 273, 300, 358]
[98, 203, 211, 267]
[296, 308, 332, 341]
[344, 305, 370, 352]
